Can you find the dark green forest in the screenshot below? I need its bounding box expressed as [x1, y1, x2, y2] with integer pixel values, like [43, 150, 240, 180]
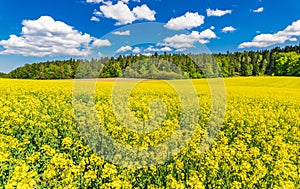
[0, 72, 8, 78]
[2, 44, 300, 79]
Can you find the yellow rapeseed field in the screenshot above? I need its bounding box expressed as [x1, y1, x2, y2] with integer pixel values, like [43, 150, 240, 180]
[0, 77, 299, 188]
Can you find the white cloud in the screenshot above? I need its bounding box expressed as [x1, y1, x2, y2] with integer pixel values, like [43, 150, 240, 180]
[93, 9, 102, 16]
[161, 34, 196, 48]
[164, 12, 205, 30]
[199, 39, 210, 44]
[0, 16, 111, 57]
[133, 4, 156, 21]
[239, 19, 300, 48]
[86, 0, 103, 3]
[162, 29, 217, 48]
[112, 30, 131, 35]
[222, 26, 236, 33]
[252, 7, 264, 13]
[132, 47, 141, 53]
[92, 39, 111, 47]
[121, 0, 129, 3]
[160, 46, 172, 51]
[100, 1, 136, 25]
[143, 52, 153, 56]
[99, 2, 156, 25]
[175, 48, 187, 52]
[145, 46, 172, 52]
[116, 45, 132, 53]
[206, 8, 232, 17]
[197, 29, 217, 39]
[90, 16, 100, 22]
[289, 37, 298, 42]
[86, 0, 132, 4]
[210, 26, 215, 30]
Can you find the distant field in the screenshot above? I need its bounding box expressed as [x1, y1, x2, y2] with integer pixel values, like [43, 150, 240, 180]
[0, 77, 299, 188]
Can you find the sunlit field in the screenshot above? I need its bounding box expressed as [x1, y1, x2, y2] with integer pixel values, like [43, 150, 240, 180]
[0, 77, 299, 189]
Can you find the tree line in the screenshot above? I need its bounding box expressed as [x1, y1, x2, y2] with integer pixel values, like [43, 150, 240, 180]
[0, 72, 8, 78]
[2, 44, 300, 79]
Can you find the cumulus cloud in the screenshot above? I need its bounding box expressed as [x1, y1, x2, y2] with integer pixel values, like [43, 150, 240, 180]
[121, 0, 129, 3]
[206, 8, 232, 17]
[143, 52, 153, 56]
[198, 29, 217, 39]
[238, 19, 300, 48]
[0, 16, 111, 57]
[92, 39, 111, 47]
[91, 9, 101, 22]
[90, 16, 100, 22]
[160, 46, 172, 51]
[100, 1, 135, 25]
[112, 30, 131, 35]
[87, 0, 132, 4]
[93, 9, 102, 16]
[198, 39, 210, 44]
[252, 7, 264, 13]
[116, 45, 132, 53]
[162, 29, 217, 48]
[133, 4, 156, 21]
[175, 48, 187, 52]
[100, 1, 156, 25]
[222, 26, 236, 33]
[144, 46, 172, 52]
[86, 0, 104, 3]
[132, 47, 141, 53]
[164, 12, 205, 30]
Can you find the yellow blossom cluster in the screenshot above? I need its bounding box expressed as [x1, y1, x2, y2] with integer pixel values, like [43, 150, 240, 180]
[0, 77, 299, 188]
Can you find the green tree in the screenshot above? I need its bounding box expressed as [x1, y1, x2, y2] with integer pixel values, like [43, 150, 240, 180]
[276, 52, 300, 76]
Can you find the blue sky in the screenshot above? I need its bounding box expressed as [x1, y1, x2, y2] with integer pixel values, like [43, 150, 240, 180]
[0, 0, 299, 72]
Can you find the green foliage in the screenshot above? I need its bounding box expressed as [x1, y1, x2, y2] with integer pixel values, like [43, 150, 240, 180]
[0, 72, 8, 78]
[275, 52, 300, 76]
[8, 58, 80, 79]
[6, 44, 300, 79]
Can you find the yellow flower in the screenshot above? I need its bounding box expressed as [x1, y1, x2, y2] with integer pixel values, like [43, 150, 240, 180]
[84, 170, 97, 183]
[62, 137, 73, 149]
[101, 163, 118, 179]
[231, 181, 242, 189]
